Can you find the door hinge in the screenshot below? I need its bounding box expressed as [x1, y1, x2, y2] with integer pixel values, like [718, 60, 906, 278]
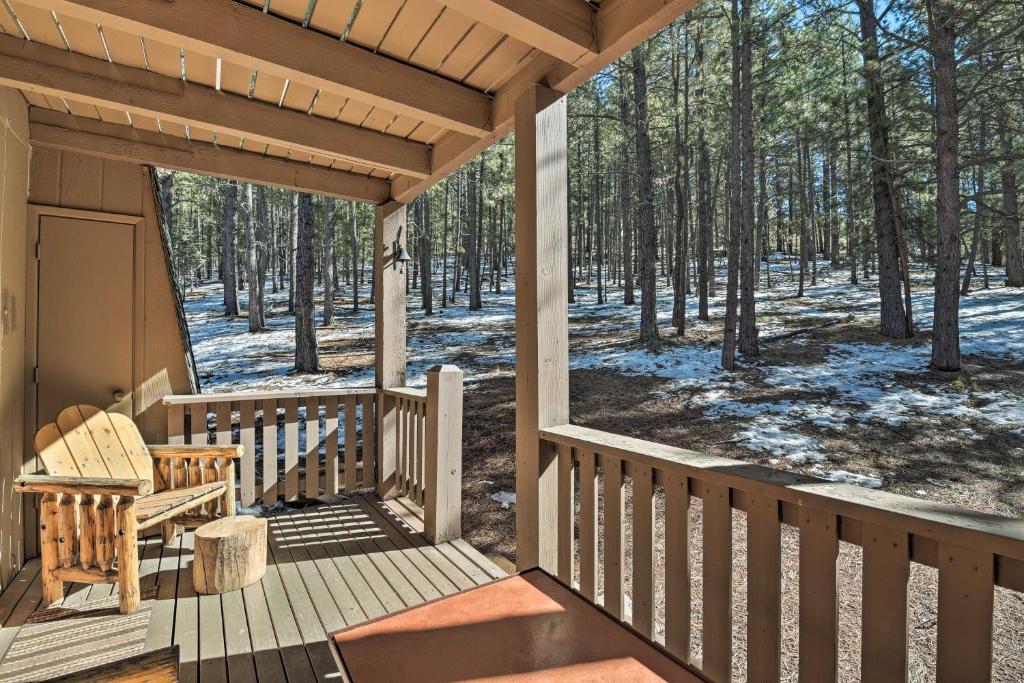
[34, 240, 40, 260]
[33, 367, 38, 384]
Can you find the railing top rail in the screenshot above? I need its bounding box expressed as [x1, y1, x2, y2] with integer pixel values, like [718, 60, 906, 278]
[541, 423, 1024, 563]
[384, 387, 428, 400]
[164, 386, 377, 405]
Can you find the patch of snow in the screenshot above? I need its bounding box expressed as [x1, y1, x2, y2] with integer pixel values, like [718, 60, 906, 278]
[824, 470, 883, 489]
[488, 491, 516, 509]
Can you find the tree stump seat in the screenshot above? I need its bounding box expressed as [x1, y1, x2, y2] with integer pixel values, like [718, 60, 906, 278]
[193, 515, 267, 594]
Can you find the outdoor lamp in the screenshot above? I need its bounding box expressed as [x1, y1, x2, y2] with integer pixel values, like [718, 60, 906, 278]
[392, 225, 413, 271]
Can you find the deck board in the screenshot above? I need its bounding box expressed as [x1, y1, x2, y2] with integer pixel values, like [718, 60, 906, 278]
[0, 494, 504, 682]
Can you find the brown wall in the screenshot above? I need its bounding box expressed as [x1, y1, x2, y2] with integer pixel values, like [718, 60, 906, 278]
[27, 149, 195, 446]
[0, 83, 28, 589]
[0, 86, 29, 589]
[20, 146, 194, 569]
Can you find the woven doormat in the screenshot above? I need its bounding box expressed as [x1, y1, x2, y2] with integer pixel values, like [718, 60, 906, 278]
[0, 588, 156, 682]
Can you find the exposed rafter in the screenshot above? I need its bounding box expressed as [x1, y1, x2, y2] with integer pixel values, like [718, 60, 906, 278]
[29, 108, 391, 204]
[435, 0, 597, 65]
[393, 0, 701, 203]
[0, 35, 431, 178]
[16, 0, 494, 136]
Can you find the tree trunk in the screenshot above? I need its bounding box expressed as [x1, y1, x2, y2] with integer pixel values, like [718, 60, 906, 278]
[468, 159, 483, 310]
[350, 201, 360, 312]
[928, 0, 960, 371]
[222, 180, 239, 317]
[738, 0, 758, 358]
[288, 192, 298, 313]
[294, 193, 319, 372]
[962, 113, 986, 296]
[631, 46, 661, 350]
[323, 197, 336, 325]
[1000, 113, 1024, 286]
[245, 183, 261, 332]
[856, 0, 910, 338]
[722, 0, 742, 370]
[618, 68, 635, 306]
[419, 196, 434, 314]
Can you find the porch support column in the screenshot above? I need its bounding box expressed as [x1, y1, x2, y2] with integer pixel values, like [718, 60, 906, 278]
[514, 84, 568, 572]
[375, 201, 407, 499]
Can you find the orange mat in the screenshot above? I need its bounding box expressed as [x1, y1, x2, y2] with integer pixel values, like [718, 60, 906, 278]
[331, 569, 705, 682]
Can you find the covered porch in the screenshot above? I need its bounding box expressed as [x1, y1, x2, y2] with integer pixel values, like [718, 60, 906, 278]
[0, 0, 1021, 681]
[0, 494, 503, 681]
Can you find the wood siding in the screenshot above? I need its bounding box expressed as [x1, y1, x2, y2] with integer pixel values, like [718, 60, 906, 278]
[27, 148, 194, 451]
[0, 85, 30, 591]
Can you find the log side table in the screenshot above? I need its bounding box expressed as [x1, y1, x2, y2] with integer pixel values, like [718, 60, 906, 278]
[193, 516, 267, 594]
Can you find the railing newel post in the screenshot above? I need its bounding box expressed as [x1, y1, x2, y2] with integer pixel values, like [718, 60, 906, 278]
[425, 364, 463, 544]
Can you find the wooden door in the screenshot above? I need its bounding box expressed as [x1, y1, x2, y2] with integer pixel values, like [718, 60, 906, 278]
[36, 215, 134, 425]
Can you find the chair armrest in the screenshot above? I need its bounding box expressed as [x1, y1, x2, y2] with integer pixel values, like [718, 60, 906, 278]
[147, 444, 244, 459]
[14, 475, 152, 497]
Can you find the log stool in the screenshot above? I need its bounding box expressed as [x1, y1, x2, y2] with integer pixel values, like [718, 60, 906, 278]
[193, 516, 267, 594]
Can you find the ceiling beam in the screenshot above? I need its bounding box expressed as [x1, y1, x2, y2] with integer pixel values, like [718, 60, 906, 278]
[435, 0, 597, 65]
[0, 35, 431, 178]
[393, 0, 700, 204]
[29, 108, 390, 204]
[17, 0, 493, 136]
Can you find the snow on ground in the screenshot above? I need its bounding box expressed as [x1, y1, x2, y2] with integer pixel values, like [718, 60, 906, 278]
[185, 255, 1024, 489]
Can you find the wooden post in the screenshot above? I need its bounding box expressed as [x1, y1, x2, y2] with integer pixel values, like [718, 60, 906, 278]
[40, 493, 63, 605]
[375, 201, 407, 499]
[116, 495, 140, 614]
[514, 84, 569, 572]
[424, 365, 463, 544]
[221, 457, 236, 516]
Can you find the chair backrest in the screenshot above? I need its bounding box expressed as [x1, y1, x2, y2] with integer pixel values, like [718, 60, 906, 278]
[34, 404, 154, 492]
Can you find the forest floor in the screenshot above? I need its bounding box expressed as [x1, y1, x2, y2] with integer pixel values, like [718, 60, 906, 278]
[184, 256, 1024, 681]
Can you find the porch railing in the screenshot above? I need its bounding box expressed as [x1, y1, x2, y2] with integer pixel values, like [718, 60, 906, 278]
[162, 365, 464, 543]
[539, 423, 1024, 683]
[383, 365, 464, 543]
[163, 387, 377, 507]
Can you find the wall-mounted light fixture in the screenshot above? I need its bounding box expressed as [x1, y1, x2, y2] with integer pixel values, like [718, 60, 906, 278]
[392, 225, 413, 272]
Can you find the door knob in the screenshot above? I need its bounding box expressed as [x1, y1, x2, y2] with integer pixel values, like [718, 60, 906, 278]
[113, 389, 126, 402]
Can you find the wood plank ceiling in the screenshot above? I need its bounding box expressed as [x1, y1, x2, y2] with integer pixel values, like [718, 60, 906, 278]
[1, 0, 698, 204]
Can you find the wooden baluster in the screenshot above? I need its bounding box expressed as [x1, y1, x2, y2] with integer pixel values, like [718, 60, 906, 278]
[325, 396, 339, 494]
[40, 493, 62, 605]
[702, 481, 732, 682]
[116, 495, 140, 613]
[211, 401, 231, 517]
[203, 457, 218, 514]
[555, 443, 574, 586]
[360, 395, 376, 489]
[747, 493, 781, 683]
[167, 403, 185, 489]
[345, 395, 358, 493]
[262, 399, 279, 503]
[96, 494, 116, 572]
[603, 455, 625, 619]
[417, 401, 426, 506]
[664, 474, 690, 662]
[632, 464, 655, 638]
[861, 524, 909, 683]
[58, 493, 78, 569]
[305, 397, 320, 499]
[396, 398, 405, 494]
[79, 494, 97, 570]
[578, 450, 597, 601]
[239, 400, 256, 509]
[798, 507, 839, 683]
[221, 457, 237, 518]
[936, 544, 993, 683]
[284, 398, 299, 501]
[190, 402, 207, 494]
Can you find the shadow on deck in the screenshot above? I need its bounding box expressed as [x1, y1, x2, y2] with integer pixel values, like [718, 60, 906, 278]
[0, 494, 505, 682]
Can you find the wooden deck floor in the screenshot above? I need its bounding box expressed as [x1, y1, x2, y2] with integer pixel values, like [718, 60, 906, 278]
[0, 494, 505, 682]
